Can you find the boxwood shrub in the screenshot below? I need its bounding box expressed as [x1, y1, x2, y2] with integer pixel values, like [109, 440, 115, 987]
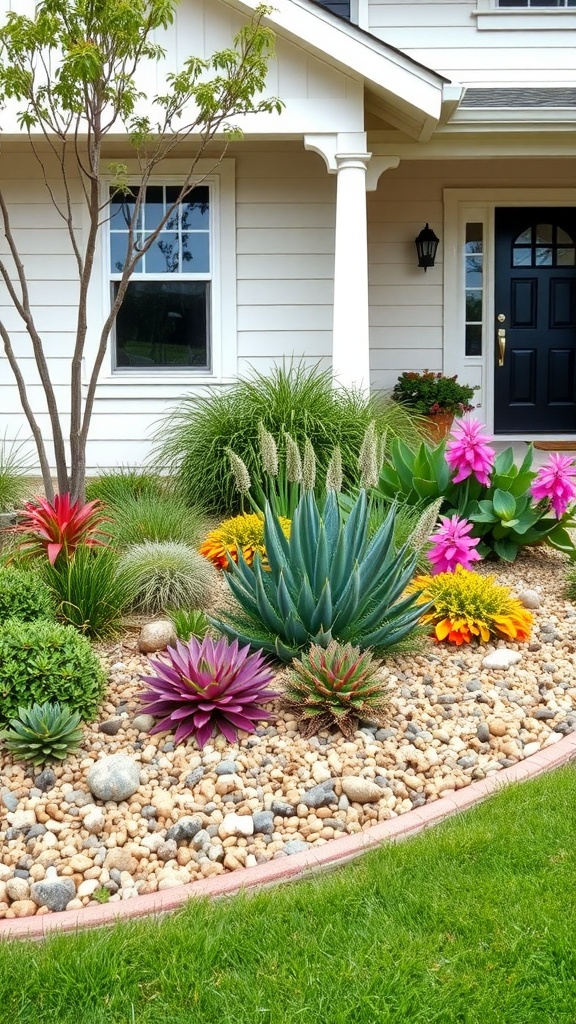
[0, 620, 106, 724]
[0, 566, 56, 623]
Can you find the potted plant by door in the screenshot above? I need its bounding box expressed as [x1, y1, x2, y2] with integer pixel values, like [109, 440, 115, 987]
[391, 371, 479, 441]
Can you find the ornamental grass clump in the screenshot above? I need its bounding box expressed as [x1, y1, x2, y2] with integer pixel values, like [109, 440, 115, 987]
[408, 565, 533, 646]
[138, 636, 279, 747]
[199, 512, 291, 569]
[282, 641, 389, 739]
[210, 490, 425, 661]
[0, 701, 83, 766]
[119, 541, 218, 614]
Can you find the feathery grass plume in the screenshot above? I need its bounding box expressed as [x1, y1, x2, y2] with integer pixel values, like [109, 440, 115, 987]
[326, 446, 343, 492]
[226, 448, 252, 495]
[302, 438, 317, 492]
[359, 420, 379, 489]
[119, 541, 218, 614]
[407, 565, 533, 645]
[257, 422, 279, 477]
[284, 432, 303, 484]
[408, 498, 444, 554]
[377, 430, 388, 472]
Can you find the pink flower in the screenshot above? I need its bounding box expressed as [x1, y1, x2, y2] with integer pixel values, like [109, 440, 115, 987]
[530, 453, 576, 519]
[446, 418, 495, 487]
[428, 514, 482, 574]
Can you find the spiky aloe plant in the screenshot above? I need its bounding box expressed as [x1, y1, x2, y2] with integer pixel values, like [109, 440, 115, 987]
[0, 702, 83, 765]
[138, 636, 280, 747]
[210, 489, 426, 661]
[282, 641, 389, 739]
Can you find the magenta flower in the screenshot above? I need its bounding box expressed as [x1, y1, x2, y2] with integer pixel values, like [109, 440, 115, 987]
[428, 514, 482, 574]
[446, 418, 495, 487]
[530, 453, 576, 519]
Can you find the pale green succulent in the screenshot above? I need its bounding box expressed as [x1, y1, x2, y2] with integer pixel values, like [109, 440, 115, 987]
[1, 701, 83, 765]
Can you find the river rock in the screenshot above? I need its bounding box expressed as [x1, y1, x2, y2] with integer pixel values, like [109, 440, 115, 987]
[482, 650, 522, 670]
[517, 589, 541, 610]
[166, 816, 203, 843]
[138, 620, 177, 653]
[300, 781, 336, 809]
[219, 813, 254, 839]
[131, 714, 156, 733]
[341, 777, 384, 804]
[31, 877, 76, 912]
[86, 755, 140, 802]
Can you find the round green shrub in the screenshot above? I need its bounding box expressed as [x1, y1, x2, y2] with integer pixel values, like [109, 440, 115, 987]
[0, 620, 106, 724]
[0, 566, 55, 622]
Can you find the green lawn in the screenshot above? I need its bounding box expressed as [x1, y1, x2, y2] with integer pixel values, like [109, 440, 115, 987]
[1, 766, 576, 1024]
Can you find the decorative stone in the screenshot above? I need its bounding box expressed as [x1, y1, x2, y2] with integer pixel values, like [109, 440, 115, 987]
[99, 719, 123, 736]
[10, 900, 37, 918]
[215, 760, 238, 776]
[300, 781, 336, 809]
[131, 714, 156, 733]
[138, 620, 177, 654]
[82, 808, 106, 835]
[104, 848, 138, 874]
[284, 840, 308, 855]
[270, 800, 296, 817]
[86, 755, 140, 802]
[6, 877, 30, 902]
[34, 768, 57, 792]
[252, 811, 275, 835]
[7, 810, 36, 830]
[0, 788, 18, 812]
[488, 718, 507, 737]
[476, 723, 491, 743]
[517, 589, 541, 610]
[219, 813, 254, 839]
[30, 877, 76, 912]
[341, 777, 384, 804]
[165, 816, 203, 843]
[482, 650, 522, 670]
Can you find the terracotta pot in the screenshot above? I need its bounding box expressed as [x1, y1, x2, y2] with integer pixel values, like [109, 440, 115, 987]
[423, 411, 454, 443]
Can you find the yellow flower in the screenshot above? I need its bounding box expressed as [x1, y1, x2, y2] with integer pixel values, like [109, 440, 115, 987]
[199, 512, 291, 570]
[408, 566, 532, 646]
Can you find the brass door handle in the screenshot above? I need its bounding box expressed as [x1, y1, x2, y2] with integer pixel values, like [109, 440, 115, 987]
[497, 328, 506, 367]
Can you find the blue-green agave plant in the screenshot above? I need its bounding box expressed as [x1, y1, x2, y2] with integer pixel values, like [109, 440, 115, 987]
[209, 489, 425, 661]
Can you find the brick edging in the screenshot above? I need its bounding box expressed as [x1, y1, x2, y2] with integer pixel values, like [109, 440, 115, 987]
[2, 732, 576, 941]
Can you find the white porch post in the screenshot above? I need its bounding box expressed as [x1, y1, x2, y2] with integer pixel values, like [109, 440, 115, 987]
[304, 133, 400, 394]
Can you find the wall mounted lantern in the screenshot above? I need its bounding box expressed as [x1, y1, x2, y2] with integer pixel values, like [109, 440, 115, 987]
[415, 223, 440, 271]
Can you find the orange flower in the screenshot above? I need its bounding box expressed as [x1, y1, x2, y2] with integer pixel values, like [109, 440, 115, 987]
[199, 513, 290, 570]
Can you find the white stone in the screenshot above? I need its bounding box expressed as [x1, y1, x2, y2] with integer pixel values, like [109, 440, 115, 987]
[6, 877, 30, 902]
[77, 879, 100, 898]
[219, 812, 254, 839]
[138, 620, 177, 654]
[517, 590, 542, 610]
[86, 755, 141, 802]
[311, 762, 332, 784]
[7, 810, 36, 829]
[82, 808, 106, 835]
[482, 650, 523, 670]
[523, 741, 541, 757]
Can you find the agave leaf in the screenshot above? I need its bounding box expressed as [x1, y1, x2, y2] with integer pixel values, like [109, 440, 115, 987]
[310, 579, 334, 635]
[312, 521, 330, 594]
[328, 521, 356, 602]
[275, 635, 300, 661]
[276, 571, 300, 622]
[296, 573, 318, 625]
[360, 606, 424, 647]
[342, 488, 369, 563]
[322, 490, 341, 549]
[330, 567, 361, 632]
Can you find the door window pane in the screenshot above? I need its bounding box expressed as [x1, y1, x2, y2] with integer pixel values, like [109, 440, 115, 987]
[465, 223, 483, 356]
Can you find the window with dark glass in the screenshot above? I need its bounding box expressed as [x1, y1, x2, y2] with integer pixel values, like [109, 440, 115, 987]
[511, 223, 576, 268]
[465, 223, 483, 356]
[498, 1, 576, 7]
[110, 184, 211, 370]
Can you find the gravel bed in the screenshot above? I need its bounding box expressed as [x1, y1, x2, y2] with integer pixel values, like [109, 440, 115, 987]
[1, 546, 575, 920]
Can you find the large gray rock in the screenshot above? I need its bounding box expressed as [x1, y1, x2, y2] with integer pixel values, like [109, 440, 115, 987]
[86, 755, 141, 802]
[31, 877, 76, 912]
[300, 780, 336, 809]
[165, 816, 203, 843]
[138, 620, 177, 653]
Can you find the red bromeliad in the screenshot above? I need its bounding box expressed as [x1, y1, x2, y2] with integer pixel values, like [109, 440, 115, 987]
[15, 493, 110, 564]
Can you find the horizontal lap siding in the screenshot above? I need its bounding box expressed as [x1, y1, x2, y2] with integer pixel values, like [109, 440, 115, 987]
[368, 0, 576, 83]
[235, 148, 335, 382]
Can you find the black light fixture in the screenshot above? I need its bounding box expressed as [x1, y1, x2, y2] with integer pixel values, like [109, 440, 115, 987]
[415, 223, 440, 271]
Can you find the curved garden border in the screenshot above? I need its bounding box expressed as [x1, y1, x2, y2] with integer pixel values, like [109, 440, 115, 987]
[2, 730, 575, 941]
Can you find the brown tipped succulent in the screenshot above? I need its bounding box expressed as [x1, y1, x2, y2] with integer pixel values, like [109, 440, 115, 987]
[281, 640, 390, 739]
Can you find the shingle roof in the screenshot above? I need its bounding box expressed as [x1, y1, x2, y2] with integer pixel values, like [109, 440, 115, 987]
[461, 88, 576, 108]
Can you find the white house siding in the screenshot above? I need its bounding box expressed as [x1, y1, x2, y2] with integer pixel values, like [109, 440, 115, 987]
[366, 1, 576, 85]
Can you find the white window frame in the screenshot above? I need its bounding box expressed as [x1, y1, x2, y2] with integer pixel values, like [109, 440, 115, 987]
[473, 0, 576, 28]
[92, 158, 237, 389]
[444, 188, 576, 438]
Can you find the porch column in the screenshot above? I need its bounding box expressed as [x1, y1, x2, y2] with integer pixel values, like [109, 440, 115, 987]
[304, 132, 400, 394]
